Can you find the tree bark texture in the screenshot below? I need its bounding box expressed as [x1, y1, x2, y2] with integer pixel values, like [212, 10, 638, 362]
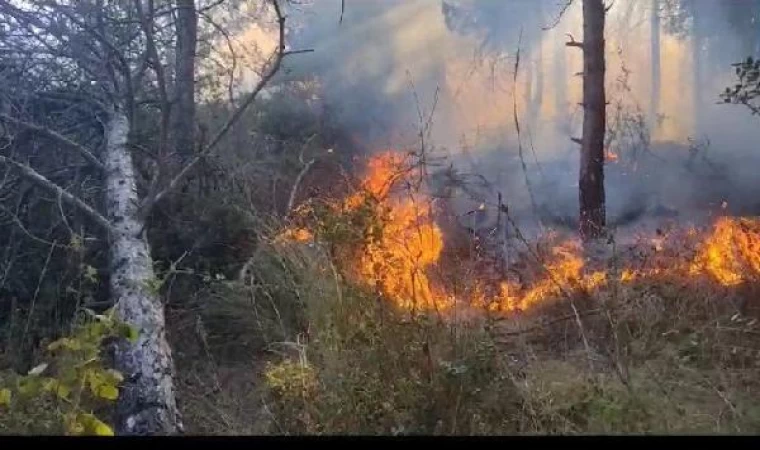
[171, 0, 198, 160]
[579, 0, 606, 240]
[105, 110, 183, 435]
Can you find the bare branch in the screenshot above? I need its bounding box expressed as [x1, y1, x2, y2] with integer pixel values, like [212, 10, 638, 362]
[141, 0, 295, 215]
[0, 155, 112, 232]
[566, 33, 584, 49]
[0, 113, 105, 171]
[134, 0, 171, 157]
[286, 136, 318, 215]
[198, 10, 239, 105]
[50, 2, 131, 77]
[542, 0, 574, 31]
[0, 203, 66, 248]
[512, 28, 539, 221]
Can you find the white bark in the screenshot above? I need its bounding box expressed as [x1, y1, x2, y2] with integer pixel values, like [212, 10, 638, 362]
[104, 110, 182, 435]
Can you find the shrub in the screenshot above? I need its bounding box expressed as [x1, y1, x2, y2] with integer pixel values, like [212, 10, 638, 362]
[0, 309, 135, 436]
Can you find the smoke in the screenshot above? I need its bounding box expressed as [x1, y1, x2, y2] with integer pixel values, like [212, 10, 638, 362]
[276, 0, 760, 234]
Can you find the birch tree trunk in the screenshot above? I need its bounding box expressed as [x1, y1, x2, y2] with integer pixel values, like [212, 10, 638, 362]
[578, 0, 606, 240]
[104, 109, 182, 435]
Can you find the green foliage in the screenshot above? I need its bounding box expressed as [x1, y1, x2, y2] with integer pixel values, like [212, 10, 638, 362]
[189, 241, 309, 365]
[521, 365, 650, 434]
[0, 308, 137, 436]
[261, 278, 522, 435]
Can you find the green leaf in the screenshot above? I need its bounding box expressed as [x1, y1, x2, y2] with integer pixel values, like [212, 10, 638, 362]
[104, 369, 124, 384]
[17, 376, 42, 396]
[118, 323, 139, 343]
[55, 383, 72, 400]
[93, 420, 114, 436]
[65, 413, 86, 436]
[42, 378, 71, 400]
[79, 413, 115, 436]
[0, 388, 11, 407]
[82, 322, 107, 344]
[86, 369, 103, 393]
[48, 337, 81, 352]
[97, 384, 119, 401]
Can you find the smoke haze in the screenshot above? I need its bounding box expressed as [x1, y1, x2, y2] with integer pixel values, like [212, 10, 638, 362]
[270, 0, 760, 234]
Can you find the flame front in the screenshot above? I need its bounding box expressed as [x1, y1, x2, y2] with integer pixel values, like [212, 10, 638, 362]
[359, 198, 446, 310]
[280, 152, 760, 316]
[339, 151, 448, 310]
[691, 216, 760, 286]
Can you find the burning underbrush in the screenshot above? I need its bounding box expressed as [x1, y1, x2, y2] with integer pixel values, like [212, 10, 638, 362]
[279, 151, 760, 321]
[183, 151, 760, 434]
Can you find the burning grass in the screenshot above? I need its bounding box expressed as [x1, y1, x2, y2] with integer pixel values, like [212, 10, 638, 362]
[179, 151, 760, 435]
[251, 214, 760, 434]
[280, 151, 760, 319]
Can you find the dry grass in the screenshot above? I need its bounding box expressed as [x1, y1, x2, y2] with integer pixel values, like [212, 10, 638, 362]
[168, 215, 760, 435]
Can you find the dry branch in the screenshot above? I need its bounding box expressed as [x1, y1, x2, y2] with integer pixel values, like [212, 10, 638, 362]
[0, 113, 105, 171]
[141, 0, 310, 216]
[511, 29, 539, 220]
[0, 154, 112, 231]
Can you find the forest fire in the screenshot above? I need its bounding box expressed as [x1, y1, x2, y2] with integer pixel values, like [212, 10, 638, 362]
[342, 151, 449, 311]
[281, 152, 760, 316]
[691, 216, 760, 286]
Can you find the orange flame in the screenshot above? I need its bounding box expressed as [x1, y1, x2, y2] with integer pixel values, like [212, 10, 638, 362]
[279, 151, 760, 316]
[277, 227, 314, 243]
[691, 216, 760, 286]
[333, 151, 449, 311]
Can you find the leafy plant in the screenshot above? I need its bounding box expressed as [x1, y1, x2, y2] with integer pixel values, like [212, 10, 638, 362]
[0, 308, 137, 436]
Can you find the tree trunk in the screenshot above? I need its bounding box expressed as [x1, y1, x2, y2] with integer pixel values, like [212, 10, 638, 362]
[650, 0, 661, 136]
[579, 0, 606, 240]
[105, 110, 182, 435]
[171, 0, 198, 160]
